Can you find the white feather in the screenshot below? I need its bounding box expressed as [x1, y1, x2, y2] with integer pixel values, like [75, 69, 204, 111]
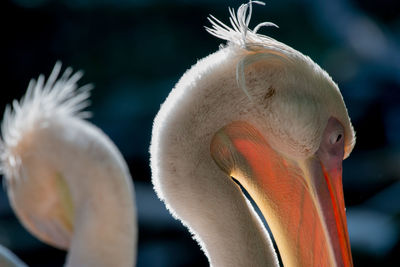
[205, 1, 278, 49]
[0, 62, 92, 183]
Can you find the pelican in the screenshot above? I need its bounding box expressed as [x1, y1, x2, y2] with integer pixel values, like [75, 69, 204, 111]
[150, 2, 355, 266]
[0, 62, 136, 266]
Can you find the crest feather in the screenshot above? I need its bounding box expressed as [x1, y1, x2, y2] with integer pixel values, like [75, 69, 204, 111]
[205, 1, 278, 48]
[0, 62, 93, 180]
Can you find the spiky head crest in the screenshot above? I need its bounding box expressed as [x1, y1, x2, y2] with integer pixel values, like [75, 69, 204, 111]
[206, 1, 278, 49]
[0, 62, 93, 184]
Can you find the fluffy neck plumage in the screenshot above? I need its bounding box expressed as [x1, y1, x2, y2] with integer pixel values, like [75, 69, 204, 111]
[152, 133, 278, 267]
[151, 47, 279, 266]
[8, 116, 136, 267]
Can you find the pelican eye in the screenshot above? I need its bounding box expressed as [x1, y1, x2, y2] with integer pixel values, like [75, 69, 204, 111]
[329, 132, 343, 145]
[336, 134, 342, 142]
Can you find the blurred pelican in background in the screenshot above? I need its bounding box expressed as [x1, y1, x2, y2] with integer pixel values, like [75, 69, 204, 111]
[151, 1, 355, 266]
[0, 62, 137, 266]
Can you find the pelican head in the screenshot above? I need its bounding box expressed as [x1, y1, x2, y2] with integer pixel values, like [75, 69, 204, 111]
[0, 63, 136, 266]
[151, 2, 355, 266]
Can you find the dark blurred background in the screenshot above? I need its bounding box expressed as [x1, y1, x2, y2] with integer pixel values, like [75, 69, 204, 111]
[2, 0, 400, 266]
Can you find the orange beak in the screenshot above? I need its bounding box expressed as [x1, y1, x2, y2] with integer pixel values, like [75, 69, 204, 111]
[211, 120, 353, 267]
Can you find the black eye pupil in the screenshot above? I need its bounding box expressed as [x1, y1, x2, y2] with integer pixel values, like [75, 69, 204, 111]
[336, 134, 342, 142]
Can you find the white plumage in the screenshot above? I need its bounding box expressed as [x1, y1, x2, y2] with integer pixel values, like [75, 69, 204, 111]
[151, 2, 355, 266]
[0, 63, 137, 267]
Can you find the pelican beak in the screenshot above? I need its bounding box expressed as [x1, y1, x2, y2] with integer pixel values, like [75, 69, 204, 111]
[211, 118, 353, 267]
[303, 117, 353, 267]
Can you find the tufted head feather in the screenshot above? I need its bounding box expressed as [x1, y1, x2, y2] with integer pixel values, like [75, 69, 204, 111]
[0, 62, 93, 184]
[206, 1, 279, 49]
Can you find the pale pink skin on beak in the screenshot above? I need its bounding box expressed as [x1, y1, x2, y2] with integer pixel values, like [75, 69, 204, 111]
[211, 118, 353, 267]
[310, 117, 353, 267]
